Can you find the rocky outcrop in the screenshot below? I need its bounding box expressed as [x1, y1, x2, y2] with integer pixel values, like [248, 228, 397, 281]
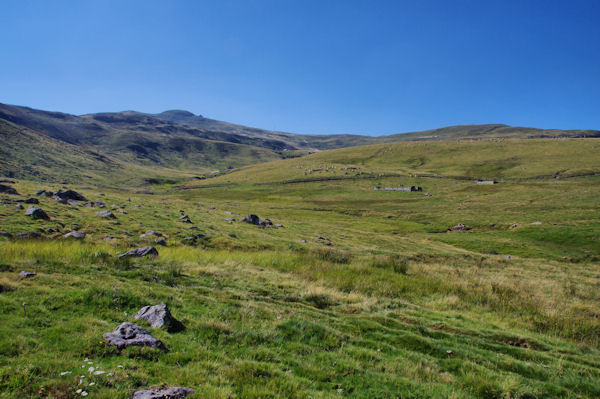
[102, 322, 164, 350]
[55, 189, 87, 202]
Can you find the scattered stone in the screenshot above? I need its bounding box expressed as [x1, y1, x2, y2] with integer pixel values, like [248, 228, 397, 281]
[423, 193, 432, 197]
[103, 236, 116, 241]
[224, 211, 233, 214]
[117, 210, 127, 214]
[68, 200, 84, 206]
[45, 228, 56, 233]
[55, 189, 87, 202]
[530, 221, 543, 225]
[85, 201, 106, 208]
[179, 215, 192, 223]
[208, 206, 216, 210]
[275, 224, 284, 228]
[140, 230, 163, 239]
[241, 214, 274, 227]
[225, 217, 235, 222]
[25, 206, 50, 220]
[154, 238, 167, 246]
[24, 198, 39, 204]
[449, 224, 469, 232]
[16, 204, 24, 210]
[94, 193, 105, 196]
[19, 271, 36, 278]
[0, 231, 13, 238]
[102, 322, 164, 349]
[504, 255, 512, 260]
[118, 246, 158, 258]
[64, 231, 86, 239]
[0, 184, 19, 195]
[134, 304, 185, 332]
[0, 179, 16, 184]
[132, 387, 195, 399]
[97, 210, 116, 219]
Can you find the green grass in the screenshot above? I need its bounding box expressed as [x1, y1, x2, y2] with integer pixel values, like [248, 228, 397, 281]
[0, 138, 599, 397]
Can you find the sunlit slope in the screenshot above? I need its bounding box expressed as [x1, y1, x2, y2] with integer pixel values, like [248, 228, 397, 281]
[189, 138, 600, 186]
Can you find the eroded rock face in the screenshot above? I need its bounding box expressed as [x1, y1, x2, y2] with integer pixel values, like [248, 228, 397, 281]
[102, 322, 164, 350]
[25, 206, 50, 220]
[64, 231, 86, 239]
[117, 246, 158, 258]
[132, 387, 195, 399]
[134, 304, 184, 332]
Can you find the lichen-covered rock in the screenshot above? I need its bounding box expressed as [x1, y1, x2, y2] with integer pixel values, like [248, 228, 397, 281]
[117, 246, 158, 258]
[132, 387, 194, 399]
[134, 304, 184, 332]
[25, 206, 50, 220]
[102, 322, 164, 350]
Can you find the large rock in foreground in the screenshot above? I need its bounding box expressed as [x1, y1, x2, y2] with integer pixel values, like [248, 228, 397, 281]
[25, 206, 50, 220]
[132, 387, 195, 399]
[118, 246, 159, 259]
[134, 304, 185, 332]
[103, 322, 164, 350]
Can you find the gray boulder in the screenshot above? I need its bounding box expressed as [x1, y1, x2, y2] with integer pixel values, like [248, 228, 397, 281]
[241, 214, 261, 225]
[118, 246, 158, 258]
[133, 304, 184, 332]
[132, 387, 195, 399]
[24, 198, 39, 204]
[16, 204, 24, 210]
[0, 184, 19, 195]
[64, 231, 86, 239]
[19, 271, 36, 278]
[140, 230, 163, 239]
[154, 238, 167, 246]
[97, 210, 116, 219]
[55, 189, 87, 202]
[102, 322, 164, 350]
[25, 206, 50, 220]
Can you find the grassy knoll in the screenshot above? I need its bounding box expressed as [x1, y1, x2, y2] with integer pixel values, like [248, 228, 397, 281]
[0, 138, 599, 398]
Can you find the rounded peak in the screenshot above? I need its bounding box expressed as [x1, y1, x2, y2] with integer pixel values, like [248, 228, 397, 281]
[159, 110, 197, 118]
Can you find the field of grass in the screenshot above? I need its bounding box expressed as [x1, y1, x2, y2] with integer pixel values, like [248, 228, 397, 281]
[0, 138, 599, 398]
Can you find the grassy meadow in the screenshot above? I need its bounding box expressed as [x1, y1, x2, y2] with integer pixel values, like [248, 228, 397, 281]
[0, 138, 599, 398]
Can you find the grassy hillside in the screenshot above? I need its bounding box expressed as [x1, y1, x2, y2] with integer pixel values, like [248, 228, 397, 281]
[0, 138, 599, 397]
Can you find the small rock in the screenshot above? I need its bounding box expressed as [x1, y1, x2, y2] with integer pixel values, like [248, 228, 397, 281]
[64, 231, 86, 239]
[25, 206, 50, 220]
[102, 322, 164, 349]
[241, 214, 261, 225]
[134, 304, 185, 332]
[19, 271, 36, 278]
[154, 238, 167, 246]
[179, 215, 192, 223]
[0, 231, 12, 238]
[103, 236, 116, 241]
[97, 210, 116, 219]
[24, 198, 39, 204]
[16, 204, 24, 210]
[225, 217, 235, 222]
[132, 387, 195, 399]
[449, 224, 469, 231]
[530, 221, 543, 225]
[118, 246, 158, 258]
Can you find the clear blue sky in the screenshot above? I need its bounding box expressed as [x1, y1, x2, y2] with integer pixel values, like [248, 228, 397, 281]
[1, 0, 598, 135]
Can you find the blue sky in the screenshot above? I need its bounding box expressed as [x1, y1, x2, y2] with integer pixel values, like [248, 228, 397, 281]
[1, 0, 598, 135]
